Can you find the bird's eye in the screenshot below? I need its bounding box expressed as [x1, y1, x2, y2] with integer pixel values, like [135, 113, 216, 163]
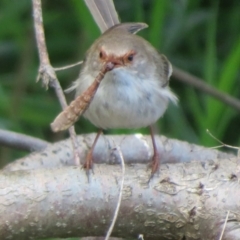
[127, 54, 134, 61]
[99, 51, 103, 59]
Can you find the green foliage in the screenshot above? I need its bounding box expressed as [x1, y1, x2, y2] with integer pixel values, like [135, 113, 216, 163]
[0, 0, 239, 164]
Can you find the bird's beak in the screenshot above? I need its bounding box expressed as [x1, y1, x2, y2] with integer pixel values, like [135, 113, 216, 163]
[105, 55, 124, 68]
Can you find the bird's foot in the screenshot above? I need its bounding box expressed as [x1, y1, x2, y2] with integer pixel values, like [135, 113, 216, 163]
[148, 152, 160, 182]
[83, 151, 94, 182]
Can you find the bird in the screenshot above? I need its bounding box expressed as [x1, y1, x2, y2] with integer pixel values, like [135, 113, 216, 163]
[51, 0, 177, 177]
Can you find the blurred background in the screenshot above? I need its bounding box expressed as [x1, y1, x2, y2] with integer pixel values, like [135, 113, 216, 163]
[0, 0, 240, 166]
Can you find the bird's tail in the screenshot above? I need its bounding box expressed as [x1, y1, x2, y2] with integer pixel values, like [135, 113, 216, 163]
[84, 0, 120, 33]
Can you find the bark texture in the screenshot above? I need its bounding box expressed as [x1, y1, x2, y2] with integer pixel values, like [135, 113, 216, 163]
[0, 134, 239, 240]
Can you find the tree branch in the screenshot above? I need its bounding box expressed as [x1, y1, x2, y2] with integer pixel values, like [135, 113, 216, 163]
[172, 66, 240, 112]
[2, 134, 234, 172]
[0, 129, 48, 152]
[31, 0, 80, 165]
[0, 156, 239, 239]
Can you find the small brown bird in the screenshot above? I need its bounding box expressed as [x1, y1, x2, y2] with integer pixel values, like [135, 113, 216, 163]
[51, 0, 177, 176]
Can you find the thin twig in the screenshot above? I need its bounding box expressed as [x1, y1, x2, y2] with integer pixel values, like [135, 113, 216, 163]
[32, 0, 80, 165]
[206, 129, 240, 156]
[0, 129, 48, 152]
[105, 145, 125, 240]
[54, 60, 83, 71]
[218, 210, 229, 240]
[138, 234, 144, 240]
[81, 237, 124, 240]
[173, 66, 240, 112]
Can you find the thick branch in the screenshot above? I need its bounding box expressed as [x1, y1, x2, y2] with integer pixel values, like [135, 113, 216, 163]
[0, 157, 239, 239]
[3, 134, 234, 172]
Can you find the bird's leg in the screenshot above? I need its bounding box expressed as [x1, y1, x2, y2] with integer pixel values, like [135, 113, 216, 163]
[84, 129, 103, 171]
[149, 125, 159, 178]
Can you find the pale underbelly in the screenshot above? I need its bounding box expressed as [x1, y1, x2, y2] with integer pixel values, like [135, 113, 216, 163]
[83, 84, 169, 129]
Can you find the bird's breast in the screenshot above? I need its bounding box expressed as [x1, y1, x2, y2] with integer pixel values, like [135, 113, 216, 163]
[79, 68, 171, 129]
